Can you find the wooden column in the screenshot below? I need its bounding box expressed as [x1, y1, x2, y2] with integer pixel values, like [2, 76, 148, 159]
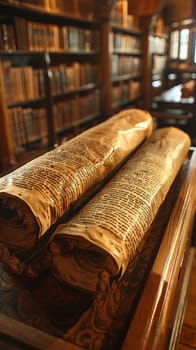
[100, 18, 113, 117]
[95, 1, 117, 118]
[141, 17, 153, 110]
[0, 64, 15, 173]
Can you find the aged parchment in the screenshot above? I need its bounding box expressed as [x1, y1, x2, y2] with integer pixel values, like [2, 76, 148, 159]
[50, 127, 190, 292]
[0, 109, 153, 272]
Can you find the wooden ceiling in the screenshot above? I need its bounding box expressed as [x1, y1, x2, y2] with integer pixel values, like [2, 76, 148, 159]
[127, 0, 195, 21]
[97, 0, 195, 22]
[163, 0, 195, 23]
[128, 0, 165, 16]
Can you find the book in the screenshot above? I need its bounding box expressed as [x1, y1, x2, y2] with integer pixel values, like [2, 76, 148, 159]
[37, 107, 48, 144]
[8, 107, 47, 149]
[1, 61, 45, 104]
[0, 21, 16, 51]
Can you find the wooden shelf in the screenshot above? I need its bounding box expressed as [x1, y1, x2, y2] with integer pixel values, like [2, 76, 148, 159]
[111, 24, 142, 36]
[52, 83, 101, 99]
[0, 0, 103, 172]
[112, 50, 141, 56]
[112, 74, 142, 82]
[0, 0, 99, 26]
[7, 96, 46, 109]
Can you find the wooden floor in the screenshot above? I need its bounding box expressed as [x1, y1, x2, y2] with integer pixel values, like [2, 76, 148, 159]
[177, 248, 196, 350]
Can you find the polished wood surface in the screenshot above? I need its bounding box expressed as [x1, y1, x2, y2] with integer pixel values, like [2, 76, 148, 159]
[121, 150, 196, 350]
[177, 344, 195, 350]
[0, 313, 83, 350]
[177, 250, 196, 350]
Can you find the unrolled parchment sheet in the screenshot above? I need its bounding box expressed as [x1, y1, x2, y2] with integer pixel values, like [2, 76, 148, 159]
[0, 109, 153, 272]
[49, 127, 190, 293]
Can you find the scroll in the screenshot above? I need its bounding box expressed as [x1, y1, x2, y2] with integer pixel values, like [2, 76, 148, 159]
[49, 127, 190, 293]
[0, 109, 153, 272]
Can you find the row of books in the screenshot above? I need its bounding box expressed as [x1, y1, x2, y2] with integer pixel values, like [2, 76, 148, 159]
[7, 89, 100, 153]
[50, 62, 98, 95]
[6, 0, 95, 19]
[15, 17, 99, 52]
[149, 35, 167, 54]
[152, 55, 167, 75]
[79, 89, 100, 119]
[53, 98, 77, 132]
[110, 1, 140, 31]
[110, 32, 141, 53]
[0, 16, 99, 52]
[9, 107, 48, 153]
[1, 61, 45, 105]
[53, 89, 100, 133]
[0, 22, 16, 51]
[129, 80, 142, 100]
[1, 59, 99, 106]
[111, 55, 142, 78]
[112, 80, 142, 108]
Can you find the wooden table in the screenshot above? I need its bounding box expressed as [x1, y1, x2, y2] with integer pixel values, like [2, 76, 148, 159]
[0, 150, 195, 350]
[151, 83, 196, 139]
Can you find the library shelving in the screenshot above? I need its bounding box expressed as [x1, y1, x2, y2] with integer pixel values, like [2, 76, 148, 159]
[109, 2, 144, 113]
[0, 0, 102, 174]
[140, 14, 169, 111]
[0, 0, 147, 174]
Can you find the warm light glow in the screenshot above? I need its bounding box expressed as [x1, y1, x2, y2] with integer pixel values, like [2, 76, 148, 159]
[193, 36, 196, 63]
[179, 29, 189, 60]
[170, 31, 179, 59]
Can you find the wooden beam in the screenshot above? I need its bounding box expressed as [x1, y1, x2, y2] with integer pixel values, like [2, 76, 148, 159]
[95, 0, 117, 19]
[128, 0, 165, 16]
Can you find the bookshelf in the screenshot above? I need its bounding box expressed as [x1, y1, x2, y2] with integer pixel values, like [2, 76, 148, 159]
[0, 51, 50, 170]
[109, 1, 144, 113]
[0, 0, 147, 174]
[0, 0, 102, 173]
[142, 15, 168, 110]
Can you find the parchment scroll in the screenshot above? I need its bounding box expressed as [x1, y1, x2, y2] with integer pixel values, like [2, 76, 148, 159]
[0, 109, 153, 271]
[49, 127, 190, 292]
